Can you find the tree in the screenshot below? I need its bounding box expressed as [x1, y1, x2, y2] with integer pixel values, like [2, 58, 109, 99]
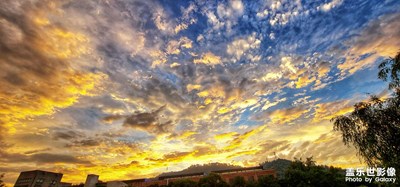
[332, 51, 400, 171]
[284, 157, 349, 187]
[257, 175, 280, 187]
[229, 176, 245, 187]
[198, 173, 229, 187]
[168, 179, 198, 187]
[378, 51, 400, 89]
[0, 173, 5, 187]
[259, 158, 292, 179]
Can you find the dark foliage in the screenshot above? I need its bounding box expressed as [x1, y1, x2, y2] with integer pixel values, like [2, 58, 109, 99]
[229, 176, 245, 187]
[378, 51, 400, 89]
[260, 158, 292, 179]
[282, 157, 348, 187]
[257, 175, 280, 187]
[198, 173, 229, 187]
[168, 179, 198, 187]
[152, 158, 396, 187]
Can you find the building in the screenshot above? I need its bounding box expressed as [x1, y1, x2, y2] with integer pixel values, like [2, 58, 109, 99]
[14, 166, 276, 187]
[59, 182, 72, 187]
[14, 170, 63, 187]
[83, 175, 99, 187]
[96, 181, 128, 187]
[121, 166, 276, 187]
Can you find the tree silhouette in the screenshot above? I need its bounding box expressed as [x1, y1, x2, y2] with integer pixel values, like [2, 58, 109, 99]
[229, 176, 245, 187]
[332, 51, 400, 171]
[198, 173, 228, 187]
[283, 157, 348, 187]
[257, 175, 280, 187]
[168, 179, 198, 187]
[378, 51, 400, 89]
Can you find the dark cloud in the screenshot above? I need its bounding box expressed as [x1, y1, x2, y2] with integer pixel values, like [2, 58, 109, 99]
[0, 0, 104, 146]
[52, 130, 81, 140]
[31, 153, 92, 165]
[141, 77, 188, 108]
[65, 139, 100, 148]
[192, 145, 220, 157]
[24, 148, 52, 155]
[124, 107, 173, 134]
[103, 115, 125, 123]
[104, 105, 173, 134]
[0, 166, 36, 173]
[161, 151, 192, 160]
[0, 150, 92, 165]
[111, 160, 143, 171]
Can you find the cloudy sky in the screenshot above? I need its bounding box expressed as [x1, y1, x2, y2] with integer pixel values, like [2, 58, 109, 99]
[0, 0, 399, 185]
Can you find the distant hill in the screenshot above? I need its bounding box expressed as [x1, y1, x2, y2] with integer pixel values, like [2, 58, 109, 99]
[260, 159, 292, 179]
[158, 163, 242, 177]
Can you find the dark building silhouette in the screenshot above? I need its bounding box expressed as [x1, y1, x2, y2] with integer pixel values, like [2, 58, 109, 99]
[122, 166, 276, 187]
[83, 174, 98, 187]
[14, 170, 63, 187]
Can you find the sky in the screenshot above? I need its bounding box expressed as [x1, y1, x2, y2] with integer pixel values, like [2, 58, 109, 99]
[0, 0, 399, 185]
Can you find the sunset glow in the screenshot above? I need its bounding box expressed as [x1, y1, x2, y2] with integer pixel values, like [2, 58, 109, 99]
[1, 0, 399, 185]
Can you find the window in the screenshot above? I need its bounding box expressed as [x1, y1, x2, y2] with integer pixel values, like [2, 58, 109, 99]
[36, 178, 44, 183]
[51, 180, 57, 185]
[17, 178, 32, 184]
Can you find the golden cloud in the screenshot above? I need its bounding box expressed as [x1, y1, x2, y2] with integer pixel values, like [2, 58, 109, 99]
[0, 2, 106, 134]
[187, 84, 202, 92]
[150, 50, 168, 68]
[295, 75, 316, 88]
[313, 100, 353, 122]
[197, 85, 226, 98]
[224, 126, 266, 151]
[268, 106, 308, 125]
[261, 72, 283, 81]
[193, 52, 221, 65]
[214, 132, 239, 141]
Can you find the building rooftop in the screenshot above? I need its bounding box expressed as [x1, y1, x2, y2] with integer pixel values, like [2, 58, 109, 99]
[158, 165, 265, 180]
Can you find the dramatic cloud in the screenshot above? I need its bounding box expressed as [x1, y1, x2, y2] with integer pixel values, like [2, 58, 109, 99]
[65, 139, 100, 148]
[104, 106, 172, 134]
[313, 100, 354, 122]
[0, 150, 92, 165]
[1, 0, 398, 185]
[0, 0, 105, 135]
[338, 13, 400, 77]
[267, 106, 309, 125]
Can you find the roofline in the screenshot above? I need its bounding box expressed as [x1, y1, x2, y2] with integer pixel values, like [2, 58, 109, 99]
[20, 170, 63, 175]
[212, 166, 263, 173]
[122, 179, 146, 183]
[158, 166, 267, 179]
[158, 172, 205, 180]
